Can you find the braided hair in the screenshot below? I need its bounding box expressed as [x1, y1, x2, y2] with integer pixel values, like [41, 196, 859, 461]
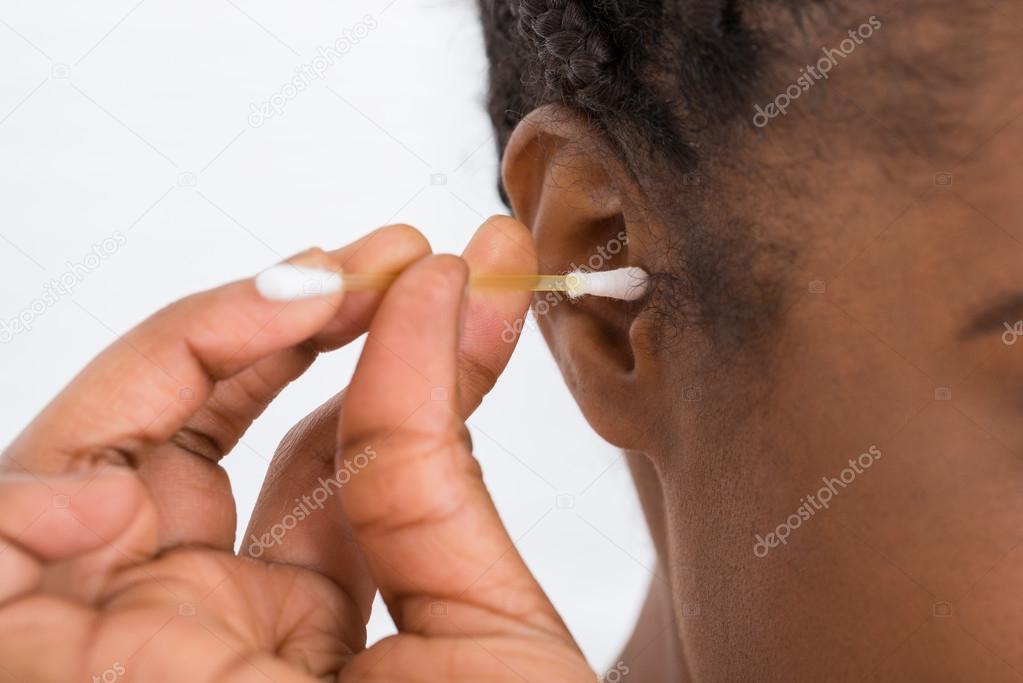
[516, 0, 635, 112]
[479, 0, 796, 349]
[479, 0, 759, 196]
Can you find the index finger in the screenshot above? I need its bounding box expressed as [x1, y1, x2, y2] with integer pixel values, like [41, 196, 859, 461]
[6, 247, 349, 473]
[238, 216, 536, 611]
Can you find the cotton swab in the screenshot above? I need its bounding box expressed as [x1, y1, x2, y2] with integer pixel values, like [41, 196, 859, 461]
[562, 267, 649, 301]
[255, 265, 649, 302]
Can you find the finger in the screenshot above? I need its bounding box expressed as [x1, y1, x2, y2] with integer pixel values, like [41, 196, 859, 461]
[144, 226, 431, 550]
[306, 224, 434, 351]
[182, 223, 431, 464]
[339, 255, 574, 642]
[241, 391, 378, 622]
[5, 249, 349, 473]
[137, 347, 316, 551]
[240, 226, 433, 591]
[456, 215, 537, 416]
[8, 226, 433, 476]
[239, 217, 534, 605]
[0, 469, 142, 604]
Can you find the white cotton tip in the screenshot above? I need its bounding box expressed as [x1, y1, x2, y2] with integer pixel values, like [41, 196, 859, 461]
[255, 264, 343, 301]
[566, 266, 650, 301]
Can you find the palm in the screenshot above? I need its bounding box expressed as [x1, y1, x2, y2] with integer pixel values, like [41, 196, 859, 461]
[92, 547, 358, 682]
[88, 545, 590, 682]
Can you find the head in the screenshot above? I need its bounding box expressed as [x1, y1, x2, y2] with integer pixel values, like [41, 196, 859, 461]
[478, 0, 1023, 678]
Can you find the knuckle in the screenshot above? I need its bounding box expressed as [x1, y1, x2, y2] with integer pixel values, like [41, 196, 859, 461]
[341, 429, 474, 534]
[339, 416, 468, 462]
[352, 471, 470, 539]
[76, 445, 139, 469]
[457, 353, 500, 402]
[169, 426, 226, 462]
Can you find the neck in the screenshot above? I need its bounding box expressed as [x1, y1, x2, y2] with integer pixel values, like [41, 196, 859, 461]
[620, 452, 689, 681]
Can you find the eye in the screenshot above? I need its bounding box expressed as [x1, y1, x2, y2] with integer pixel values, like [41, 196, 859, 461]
[962, 292, 1023, 342]
[1002, 320, 1023, 347]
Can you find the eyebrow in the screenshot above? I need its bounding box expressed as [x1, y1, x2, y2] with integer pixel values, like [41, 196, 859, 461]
[963, 292, 1023, 339]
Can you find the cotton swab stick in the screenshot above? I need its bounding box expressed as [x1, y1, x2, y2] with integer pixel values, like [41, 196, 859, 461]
[256, 265, 649, 302]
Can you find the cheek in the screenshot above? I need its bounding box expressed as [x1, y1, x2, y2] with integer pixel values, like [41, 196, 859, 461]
[769, 302, 933, 458]
[704, 299, 1023, 675]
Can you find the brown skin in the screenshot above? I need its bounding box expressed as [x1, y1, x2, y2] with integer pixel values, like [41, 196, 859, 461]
[501, 4, 1023, 681]
[3, 7, 1020, 681]
[0, 221, 593, 682]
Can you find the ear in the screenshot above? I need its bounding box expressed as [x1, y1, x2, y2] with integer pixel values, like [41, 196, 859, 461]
[501, 105, 661, 449]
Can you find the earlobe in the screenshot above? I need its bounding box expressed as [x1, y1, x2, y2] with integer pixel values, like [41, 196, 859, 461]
[500, 105, 661, 449]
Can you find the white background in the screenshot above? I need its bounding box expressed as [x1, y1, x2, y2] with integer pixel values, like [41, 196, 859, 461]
[0, 0, 653, 669]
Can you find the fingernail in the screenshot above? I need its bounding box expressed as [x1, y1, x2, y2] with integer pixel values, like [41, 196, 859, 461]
[255, 264, 344, 301]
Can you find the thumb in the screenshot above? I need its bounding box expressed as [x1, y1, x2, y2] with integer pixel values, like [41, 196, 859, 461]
[338, 254, 575, 643]
[0, 468, 145, 604]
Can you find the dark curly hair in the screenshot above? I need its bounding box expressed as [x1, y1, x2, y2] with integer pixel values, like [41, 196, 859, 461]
[478, 0, 765, 197]
[476, 0, 995, 359]
[477, 0, 805, 349]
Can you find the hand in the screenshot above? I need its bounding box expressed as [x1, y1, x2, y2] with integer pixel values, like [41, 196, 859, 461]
[0, 218, 594, 682]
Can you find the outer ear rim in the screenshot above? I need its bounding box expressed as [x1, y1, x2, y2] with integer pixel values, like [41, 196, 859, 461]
[500, 105, 609, 227]
[498, 105, 664, 452]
